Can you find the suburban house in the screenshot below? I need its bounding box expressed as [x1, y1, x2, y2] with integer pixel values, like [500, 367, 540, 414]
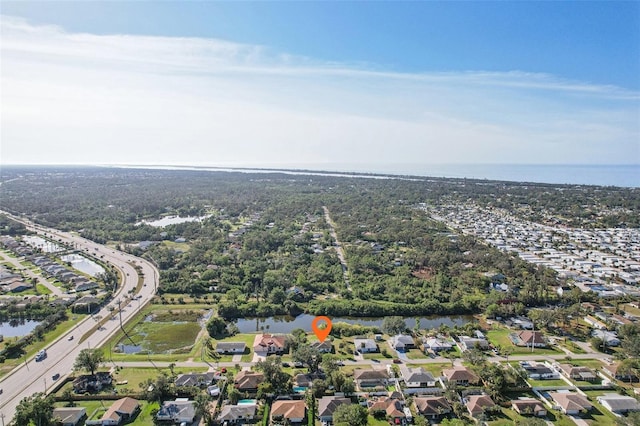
[511, 398, 548, 417]
[602, 362, 639, 382]
[584, 315, 608, 330]
[234, 371, 265, 392]
[592, 330, 621, 346]
[596, 394, 640, 415]
[353, 369, 389, 389]
[253, 334, 287, 355]
[52, 407, 87, 426]
[73, 372, 112, 393]
[389, 334, 415, 352]
[217, 403, 257, 425]
[294, 373, 314, 388]
[548, 392, 593, 415]
[174, 372, 216, 388]
[557, 364, 598, 382]
[6, 281, 32, 293]
[466, 394, 496, 417]
[442, 366, 479, 386]
[98, 397, 140, 426]
[413, 397, 451, 420]
[215, 342, 246, 354]
[317, 396, 351, 423]
[310, 340, 333, 353]
[457, 336, 489, 351]
[270, 400, 306, 425]
[399, 366, 436, 387]
[422, 337, 453, 352]
[520, 361, 558, 380]
[368, 397, 405, 423]
[156, 400, 196, 424]
[515, 330, 547, 348]
[353, 337, 378, 353]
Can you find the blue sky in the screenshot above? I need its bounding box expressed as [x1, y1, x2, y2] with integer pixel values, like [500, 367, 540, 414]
[1, 1, 639, 168]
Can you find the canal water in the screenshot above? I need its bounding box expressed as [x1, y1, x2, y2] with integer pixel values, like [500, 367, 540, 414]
[234, 314, 474, 334]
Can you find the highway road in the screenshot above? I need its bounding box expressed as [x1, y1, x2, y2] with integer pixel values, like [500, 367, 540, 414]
[0, 212, 159, 423]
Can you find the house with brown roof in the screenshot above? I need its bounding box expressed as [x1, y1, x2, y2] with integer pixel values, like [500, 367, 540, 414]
[511, 398, 547, 417]
[270, 400, 307, 425]
[602, 362, 639, 382]
[100, 397, 140, 425]
[558, 364, 598, 382]
[353, 368, 389, 390]
[515, 330, 547, 348]
[441, 366, 479, 386]
[548, 392, 592, 415]
[368, 397, 405, 423]
[253, 334, 287, 355]
[466, 394, 496, 417]
[317, 396, 351, 423]
[414, 397, 451, 420]
[52, 407, 86, 426]
[234, 371, 264, 392]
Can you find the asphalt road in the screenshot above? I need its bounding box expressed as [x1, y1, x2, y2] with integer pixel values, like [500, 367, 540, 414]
[0, 213, 158, 423]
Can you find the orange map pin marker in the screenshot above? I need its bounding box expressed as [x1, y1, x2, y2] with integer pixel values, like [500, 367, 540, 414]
[312, 316, 332, 342]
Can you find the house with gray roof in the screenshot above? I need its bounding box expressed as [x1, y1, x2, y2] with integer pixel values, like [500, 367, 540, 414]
[353, 337, 377, 353]
[215, 341, 246, 354]
[174, 372, 216, 388]
[317, 396, 351, 423]
[53, 407, 86, 426]
[217, 403, 257, 424]
[389, 334, 415, 352]
[597, 394, 640, 414]
[400, 365, 436, 387]
[156, 400, 196, 424]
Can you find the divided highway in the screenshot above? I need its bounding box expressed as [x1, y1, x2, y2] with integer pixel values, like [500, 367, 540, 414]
[0, 213, 159, 423]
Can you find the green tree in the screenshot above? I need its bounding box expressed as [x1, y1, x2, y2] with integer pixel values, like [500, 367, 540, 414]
[333, 403, 368, 426]
[515, 418, 548, 426]
[381, 316, 406, 335]
[293, 345, 322, 373]
[341, 378, 355, 395]
[616, 411, 640, 426]
[14, 392, 54, 426]
[228, 386, 241, 404]
[206, 316, 229, 338]
[255, 356, 292, 395]
[73, 348, 104, 376]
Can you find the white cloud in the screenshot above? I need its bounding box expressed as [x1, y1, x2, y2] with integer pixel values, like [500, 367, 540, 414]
[1, 15, 638, 167]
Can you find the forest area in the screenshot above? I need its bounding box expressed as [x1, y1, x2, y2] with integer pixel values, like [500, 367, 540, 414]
[1, 166, 636, 318]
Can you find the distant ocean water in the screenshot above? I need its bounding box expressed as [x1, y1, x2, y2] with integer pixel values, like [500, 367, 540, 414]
[121, 163, 640, 188]
[278, 163, 640, 188]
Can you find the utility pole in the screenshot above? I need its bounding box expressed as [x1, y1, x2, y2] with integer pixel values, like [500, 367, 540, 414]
[1, 412, 5, 426]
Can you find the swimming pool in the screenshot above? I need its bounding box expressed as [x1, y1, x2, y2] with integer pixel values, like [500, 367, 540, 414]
[293, 386, 308, 393]
[238, 399, 258, 405]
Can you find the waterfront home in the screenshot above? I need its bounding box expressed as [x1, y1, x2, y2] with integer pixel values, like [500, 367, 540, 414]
[52, 407, 86, 426]
[215, 341, 246, 354]
[270, 400, 306, 424]
[596, 394, 640, 415]
[413, 397, 451, 420]
[310, 339, 333, 353]
[557, 364, 598, 382]
[353, 337, 378, 353]
[389, 334, 415, 352]
[442, 366, 479, 386]
[353, 368, 389, 389]
[156, 400, 196, 424]
[317, 396, 351, 423]
[511, 398, 547, 417]
[466, 394, 496, 417]
[253, 334, 287, 355]
[399, 365, 436, 387]
[422, 337, 453, 352]
[99, 397, 140, 426]
[548, 392, 592, 415]
[457, 336, 489, 351]
[217, 403, 257, 425]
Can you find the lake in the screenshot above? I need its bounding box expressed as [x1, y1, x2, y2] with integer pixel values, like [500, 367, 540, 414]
[234, 314, 475, 334]
[136, 215, 212, 228]
[0, 319, 42, 338]
[60, 254, 105, 277]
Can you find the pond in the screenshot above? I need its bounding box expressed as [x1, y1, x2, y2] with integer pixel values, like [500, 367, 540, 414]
[234, 314, 475, 334]
[60, 254, 105, 277]
[136, 215, 211, 228]
[22, 235, 64, 253]
[0, 319, 42, 338]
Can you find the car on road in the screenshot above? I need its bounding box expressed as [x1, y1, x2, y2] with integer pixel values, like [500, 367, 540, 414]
[68, 335, 74, 341]
[392, 358, 402, 364]
[35, 350, 47, 362]
[282, 362, 291, 367]
[52, 373, 60, 381]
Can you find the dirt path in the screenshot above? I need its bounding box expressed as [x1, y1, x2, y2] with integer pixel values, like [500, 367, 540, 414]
[322, 206, 351, 292]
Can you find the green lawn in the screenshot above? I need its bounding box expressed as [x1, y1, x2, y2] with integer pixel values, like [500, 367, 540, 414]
[367, 415, 390, 425]
[528, 378, 570, 387]
[130, 401, 160, 426]
[486, 328, 562, 355]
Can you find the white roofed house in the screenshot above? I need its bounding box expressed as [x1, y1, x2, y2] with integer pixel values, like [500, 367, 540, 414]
[457, 336, 489, 351]
[399, 365, 436, 388]
[215, 341, 246, 354]
[597, 393, 640, 415]
[354, 337, 378, 353]
[422, 337, 453, 352]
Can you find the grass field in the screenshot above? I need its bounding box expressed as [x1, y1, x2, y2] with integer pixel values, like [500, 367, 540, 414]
[486, 328, 562, 355]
